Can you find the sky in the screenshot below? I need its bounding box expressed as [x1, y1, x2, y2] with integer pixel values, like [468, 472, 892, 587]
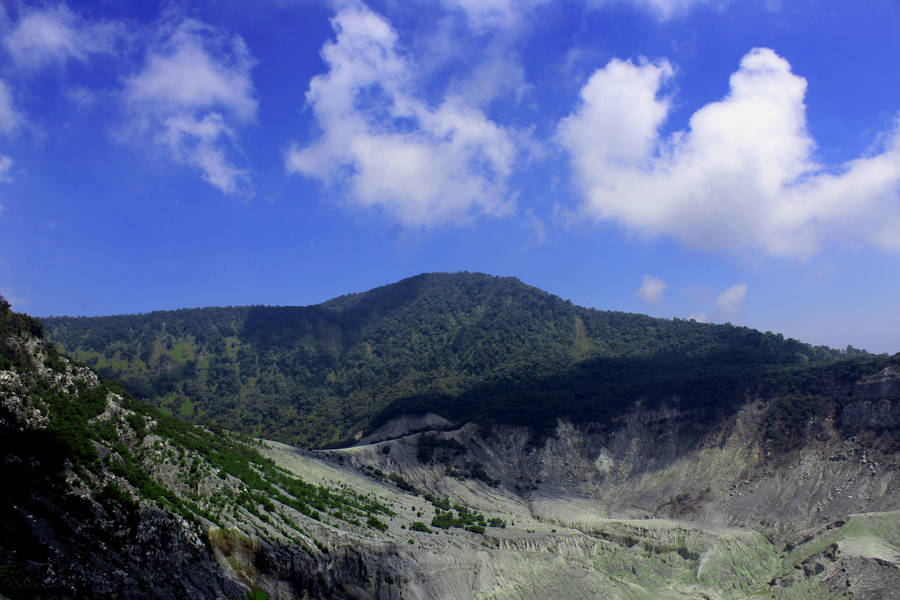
[0, 0, 898, 353]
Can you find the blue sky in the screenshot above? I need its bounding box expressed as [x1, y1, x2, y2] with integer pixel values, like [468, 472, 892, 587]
[1, 0, 898, 353]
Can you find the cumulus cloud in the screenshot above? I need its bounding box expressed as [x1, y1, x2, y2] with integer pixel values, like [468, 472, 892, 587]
[687, 312, 708, 323]
[716, 283, 746, 314]
[635, 274, 667, 305]
[0, 80, 22, 135]
[285, 4, 516, 227]
[3, 4, 123, 69]
[124, 19, 256, 195]
[558, 48, 900, 258]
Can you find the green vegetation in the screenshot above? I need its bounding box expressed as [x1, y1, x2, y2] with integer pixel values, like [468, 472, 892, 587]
[98, 482, 138, 513]
[409, 521, 431, 533]
[417, 434, 466, 462]
[40, 273, 857, 448]
[429, 502, 498, 534]
[445, 461, 500, 487]
[1, 296, 45, 370]
[366, 515, 388, 531]
[0, 561, 34, 600]
[764, 394, 830, 453]
[1, 296, 393, 538]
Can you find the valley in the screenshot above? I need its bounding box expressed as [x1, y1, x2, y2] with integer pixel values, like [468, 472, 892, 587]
[2, 274, 899, 599]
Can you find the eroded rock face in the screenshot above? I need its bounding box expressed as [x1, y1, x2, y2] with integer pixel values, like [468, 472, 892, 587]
[0, 477, 243, 599]
[248, 540, 414, 600]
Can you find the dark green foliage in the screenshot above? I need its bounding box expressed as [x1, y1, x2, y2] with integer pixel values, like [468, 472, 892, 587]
[140, 404, 393, 527]
[366, 515, 387, 531]
[246, 588, 269, 600]
[98, 482, 138, 513]
[764, 395, 830, 453]
[126, 413, 147, 438]
[36, 379, 110, 465]
[462, 462, 499, 487]
[424, 495, 451, 511]
[387, 472, 419, 494]
[409, 521, 431, 533]
[417, 435, 466, 463]
[430, 512, 456, 529]
[0, 560, 35, 600]
[40, 273, 850, 448]
[1, 295, 45, 371]
[1, 301, 392, 534]
[430, 503, 487, 532]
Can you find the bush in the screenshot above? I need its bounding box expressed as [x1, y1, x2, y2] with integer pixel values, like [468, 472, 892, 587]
[409, 521, 431, 533]
[366, 515, 388, 531]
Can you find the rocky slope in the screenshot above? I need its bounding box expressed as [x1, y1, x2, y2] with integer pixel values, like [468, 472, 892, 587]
[5, 294, 900, 599]
[0, 298, 420, 599]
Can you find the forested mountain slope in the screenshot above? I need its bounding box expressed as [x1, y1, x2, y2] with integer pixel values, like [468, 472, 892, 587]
[43, 272, 850, 447]
[7, 292, 900, 599]
[0, 297, 427, 599]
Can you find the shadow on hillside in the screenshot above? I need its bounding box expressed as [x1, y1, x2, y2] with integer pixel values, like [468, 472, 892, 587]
[366, 349, 899, 451]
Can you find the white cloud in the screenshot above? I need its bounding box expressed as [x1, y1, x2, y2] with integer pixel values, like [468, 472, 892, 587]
[159, 113, 250, 195]
[0, 155, 12, 181]
[525, 209, 546, 244]
[716, 283, 747, 314]
[438, 0, 548, 29]
[635, 274, 667, 305]
[687, 312, 708, 323]
[0, 79, 23, 135]
[558, 48, 900, 258]
[450, 53, 530, 109]
[3, 4, 122, 69]
[126, 22, 256, 121]
[558, 56, 673, 179]
[286, 5, 516, 227]
[124, 19, 256, 195]
[587, 0, 726, 20]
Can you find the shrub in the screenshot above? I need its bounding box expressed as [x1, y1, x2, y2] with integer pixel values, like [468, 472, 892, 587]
[409, 521, 431, 533]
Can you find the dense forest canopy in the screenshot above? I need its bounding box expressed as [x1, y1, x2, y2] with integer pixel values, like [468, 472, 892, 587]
[40, 273, 873, 447]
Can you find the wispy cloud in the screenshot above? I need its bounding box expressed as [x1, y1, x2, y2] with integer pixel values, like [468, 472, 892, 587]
[0, 155, 13, 182]
[285, 4, 516, 227]
[0, 79, 22, 135]
[588, 0, 727, 20]
[438, 0, 549, 29]
[716, 283, 747, 314]
[124, 19, 256, 195]
[3, 4, 124, 69]
[525, 209, 547, 245]
[635, 274, 667, 305]
[558, 48, 900, 258]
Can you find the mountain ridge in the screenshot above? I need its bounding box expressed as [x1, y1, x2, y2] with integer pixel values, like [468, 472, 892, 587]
[41, 271, 865, 448]
[4, 291, 900, 598]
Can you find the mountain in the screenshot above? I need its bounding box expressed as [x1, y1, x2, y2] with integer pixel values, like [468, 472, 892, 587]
[0, 296, 411, 598]
[5, 293, 900, 599]
[42, 272, 848, 447]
